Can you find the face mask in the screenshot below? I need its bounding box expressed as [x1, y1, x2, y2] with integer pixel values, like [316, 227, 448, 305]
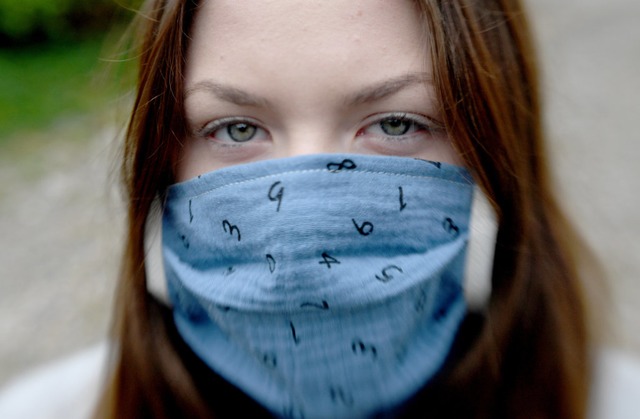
[145, 154, 497, 418]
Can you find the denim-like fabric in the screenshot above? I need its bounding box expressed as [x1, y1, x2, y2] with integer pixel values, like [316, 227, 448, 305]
[163, 154, 474, 418]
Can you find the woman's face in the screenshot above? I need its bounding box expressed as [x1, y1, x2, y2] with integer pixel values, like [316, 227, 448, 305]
[178, 0, 460, 181]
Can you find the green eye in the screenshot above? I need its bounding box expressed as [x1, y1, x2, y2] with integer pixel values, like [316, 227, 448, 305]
[379, 118, 412, 136]
[227, 123, 257, 142]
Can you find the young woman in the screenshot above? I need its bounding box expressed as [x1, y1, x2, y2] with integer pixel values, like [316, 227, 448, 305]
[97, 0, 591, 417]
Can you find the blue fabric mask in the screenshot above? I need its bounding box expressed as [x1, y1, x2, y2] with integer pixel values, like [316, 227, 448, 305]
[150, 154, 496, 418]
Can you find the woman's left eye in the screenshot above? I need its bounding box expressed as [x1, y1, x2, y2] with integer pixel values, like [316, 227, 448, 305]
[359, 113, 434, 139]
[379, 117, 416, 136]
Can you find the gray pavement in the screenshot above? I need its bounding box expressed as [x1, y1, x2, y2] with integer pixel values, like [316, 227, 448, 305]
[531, 0, 640, 351]
[0, 0, 639, 386]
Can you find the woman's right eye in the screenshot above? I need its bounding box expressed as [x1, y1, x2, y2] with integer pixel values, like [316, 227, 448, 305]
[200, 118, 269, 145]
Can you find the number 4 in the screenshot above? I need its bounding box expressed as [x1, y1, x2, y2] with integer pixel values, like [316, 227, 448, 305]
[319, 252, 340, 268]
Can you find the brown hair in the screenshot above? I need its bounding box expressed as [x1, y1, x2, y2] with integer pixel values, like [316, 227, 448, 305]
[96, 0, 590, 417]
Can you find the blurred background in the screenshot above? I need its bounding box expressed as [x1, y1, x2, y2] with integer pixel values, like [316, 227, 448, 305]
[0, 0, 639, 388]
[0, 0, 137, 385]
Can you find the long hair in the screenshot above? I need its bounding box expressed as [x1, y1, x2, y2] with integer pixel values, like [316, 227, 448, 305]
[96, 0, 590, 417]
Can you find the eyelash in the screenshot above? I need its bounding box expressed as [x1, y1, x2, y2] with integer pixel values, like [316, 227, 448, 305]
[198, 116, 268, 145]
[358, 112, 442, 139]
[196, 112, 443, 145]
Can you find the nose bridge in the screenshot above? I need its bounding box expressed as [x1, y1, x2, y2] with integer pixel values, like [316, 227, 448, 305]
[280, 123, 343, 158]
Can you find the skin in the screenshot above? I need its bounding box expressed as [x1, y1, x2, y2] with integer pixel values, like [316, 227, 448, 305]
[178, 0, 461, 181]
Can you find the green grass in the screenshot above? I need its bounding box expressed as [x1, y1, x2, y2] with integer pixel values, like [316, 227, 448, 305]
[0, 32, 132, 144]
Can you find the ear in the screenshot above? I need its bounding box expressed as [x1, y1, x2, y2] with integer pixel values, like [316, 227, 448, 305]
[463, 187, 498, 311]
[144, 198, 172, 306]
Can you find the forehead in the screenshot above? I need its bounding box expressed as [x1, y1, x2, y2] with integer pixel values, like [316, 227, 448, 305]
[185, 0, 429, 93]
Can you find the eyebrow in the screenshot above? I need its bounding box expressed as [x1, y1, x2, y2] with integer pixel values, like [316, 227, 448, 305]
[185, 81, 272, 107]
[184, 72, 432, 107]
[345, 72, 432, 106]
